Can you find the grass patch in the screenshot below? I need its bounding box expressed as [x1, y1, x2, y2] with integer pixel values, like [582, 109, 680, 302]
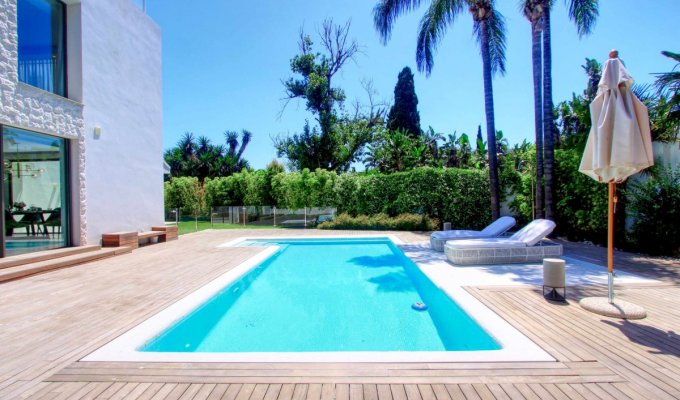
[175, 220, 281, 235]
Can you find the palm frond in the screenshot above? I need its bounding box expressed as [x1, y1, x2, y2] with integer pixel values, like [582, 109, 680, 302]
[224, 130, 239, 156]
[373, 0, 423, 44]
[567, 0, 598, 37]
[416, 0, 464, 75]
[485, 5, 507, 76]
[661, 50, 680, 63]
[654, 51, 680, 98]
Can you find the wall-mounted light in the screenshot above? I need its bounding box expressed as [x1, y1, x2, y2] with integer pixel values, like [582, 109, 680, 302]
[93, 126, 102, 139]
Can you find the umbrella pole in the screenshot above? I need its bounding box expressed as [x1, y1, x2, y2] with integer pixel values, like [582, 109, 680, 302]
[608, 181, 615, 303]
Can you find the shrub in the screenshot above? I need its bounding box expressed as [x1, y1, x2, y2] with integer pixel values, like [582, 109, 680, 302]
[164, 177, 204, 217]
[553, 148, 609, 243]
[334, 167, 491, 230]
[317, 213, 438, 231]
[628, 168, 680, 257]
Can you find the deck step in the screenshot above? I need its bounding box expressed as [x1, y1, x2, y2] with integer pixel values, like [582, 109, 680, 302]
[0, 245, 102, 270]
[0, 247, 132, 283]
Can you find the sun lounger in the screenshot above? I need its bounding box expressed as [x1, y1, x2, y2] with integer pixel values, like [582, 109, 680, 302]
[430, 216, 516, 252]
[444, 219, 562, 265]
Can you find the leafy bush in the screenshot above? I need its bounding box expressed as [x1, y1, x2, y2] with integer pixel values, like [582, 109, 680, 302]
[317, 213, 438, 231]
[553, 148, 609, 243]
[335, 167, 491, 230]
[173, 167, 493, 230]
[164, 177, 204, 217]
[628, 168, 680, 256]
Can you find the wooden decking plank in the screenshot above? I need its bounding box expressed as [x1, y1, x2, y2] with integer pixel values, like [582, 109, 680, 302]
[458, 384, 481, 400]
[165, 383, 191, 400]
[511, 384, 540, 400]
[264, 384, 283, 400]
[484, 384, 511, 400]
[376, 384, 394, 400]
[236, 384, 257, 400]
[250, 384, 271, 400]
[336, 384, 350, 400]
[277, 384, 295, 400]
[389, 385, 407, 400]
[364, 384, 379, 400]
[306, 383, 322, 400]
[292, 384, 309, 400]
[149, 383, 178, 400]
[177, 383, 205, 400]
[497, 384, 525, 400]
[525, 384, 556, 400]
[193, 384, 217, 400]
[349, 384, 363, 400]
[443, 385, 465, 400]
[135, 382, 165, 400]
[223, 383, 244, 400]
[428, 384, 451, 400]
[471, 384, 496, 400]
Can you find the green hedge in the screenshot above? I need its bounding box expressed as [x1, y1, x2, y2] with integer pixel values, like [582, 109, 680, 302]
[196, 167, 492, 230]
[318, 213, 438, 231]
[627, 167, 680, 257]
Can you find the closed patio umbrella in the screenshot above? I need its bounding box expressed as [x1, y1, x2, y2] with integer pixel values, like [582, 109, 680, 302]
[578, 50, 654, 317]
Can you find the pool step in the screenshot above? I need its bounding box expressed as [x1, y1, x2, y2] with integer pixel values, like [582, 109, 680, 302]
[0, 246, 132, 283]
[0, 245, 103, 270]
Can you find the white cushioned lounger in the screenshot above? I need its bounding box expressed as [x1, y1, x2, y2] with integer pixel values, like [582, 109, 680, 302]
[429, 216, 516, 252]
[444, 219, 562, 265]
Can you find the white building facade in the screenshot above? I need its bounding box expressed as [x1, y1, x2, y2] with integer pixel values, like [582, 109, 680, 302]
[0, 0, 163, 256]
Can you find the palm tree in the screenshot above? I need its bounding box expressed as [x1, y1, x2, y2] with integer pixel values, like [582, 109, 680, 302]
[545, 0, 598, 220]
[521, 0, 598, 220]
[177, 132, 196, 162]
[374, 0, 507, 219]
[522, 0, 545, 218]
[221, 130, 252, 174]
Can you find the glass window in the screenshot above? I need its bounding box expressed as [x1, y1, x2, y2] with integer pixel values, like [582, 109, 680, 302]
[17, 0, 66, 96]
[2, 126, 69, 256]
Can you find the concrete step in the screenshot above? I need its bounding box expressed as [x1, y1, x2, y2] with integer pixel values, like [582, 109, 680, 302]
[0, 245, 102, 270]
[0, 247, 132, 283]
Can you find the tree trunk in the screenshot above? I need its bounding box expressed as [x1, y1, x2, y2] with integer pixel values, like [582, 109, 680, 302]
[480, 20, 501, 220]
[531, 20, 545, 219]
[542, 5, 555, 221]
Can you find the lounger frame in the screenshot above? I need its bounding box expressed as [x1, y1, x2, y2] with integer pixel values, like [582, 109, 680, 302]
[445, 240, 563, 265]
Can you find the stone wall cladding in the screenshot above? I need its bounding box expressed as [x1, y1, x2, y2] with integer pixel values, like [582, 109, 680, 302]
[0, 0, 87, 243]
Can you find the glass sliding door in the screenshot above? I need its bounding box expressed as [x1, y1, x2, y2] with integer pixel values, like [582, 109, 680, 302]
[2, 126, 69, 256]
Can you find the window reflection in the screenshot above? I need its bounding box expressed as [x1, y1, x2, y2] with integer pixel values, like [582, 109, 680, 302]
[17, 0, 66, 96]
[3, 127, 68, 256]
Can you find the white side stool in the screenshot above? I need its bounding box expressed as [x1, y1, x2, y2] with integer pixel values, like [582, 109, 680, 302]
[543, 258, 566, 302]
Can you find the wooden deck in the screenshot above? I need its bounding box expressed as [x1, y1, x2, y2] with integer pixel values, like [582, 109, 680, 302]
[1, 229, 678, 399]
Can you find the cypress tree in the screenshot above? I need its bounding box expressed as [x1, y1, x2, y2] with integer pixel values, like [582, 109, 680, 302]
[387, 67, 421, 137]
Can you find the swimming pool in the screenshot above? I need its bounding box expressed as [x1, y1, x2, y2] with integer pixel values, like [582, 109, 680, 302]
[85, 235, 552, 362]
[142, 238, 499, 352]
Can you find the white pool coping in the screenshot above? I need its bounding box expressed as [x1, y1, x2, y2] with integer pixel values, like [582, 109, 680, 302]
[84, 236, 555, 363]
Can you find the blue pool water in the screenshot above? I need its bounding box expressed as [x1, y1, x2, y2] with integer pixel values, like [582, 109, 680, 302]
[142, 238, 500, 352]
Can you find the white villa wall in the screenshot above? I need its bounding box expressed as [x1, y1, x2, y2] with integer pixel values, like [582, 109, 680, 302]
[80, 0, 163, 242]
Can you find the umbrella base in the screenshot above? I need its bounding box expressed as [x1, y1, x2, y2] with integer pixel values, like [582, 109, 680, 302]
[579, 297, 647, 320]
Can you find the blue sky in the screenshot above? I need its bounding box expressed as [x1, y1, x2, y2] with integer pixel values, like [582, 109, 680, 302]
[136, 0, 679, 170]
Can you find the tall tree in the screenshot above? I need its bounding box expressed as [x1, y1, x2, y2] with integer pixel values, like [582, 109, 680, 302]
[387, 67, 422, 137]
[374, 0, 507, 219]
[276, 20, 383, 171]
[522, 0, 545, 218]
[539, 0, 599, 220]
[521, 0, 598, 220]
[164, 130, 252, 180]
